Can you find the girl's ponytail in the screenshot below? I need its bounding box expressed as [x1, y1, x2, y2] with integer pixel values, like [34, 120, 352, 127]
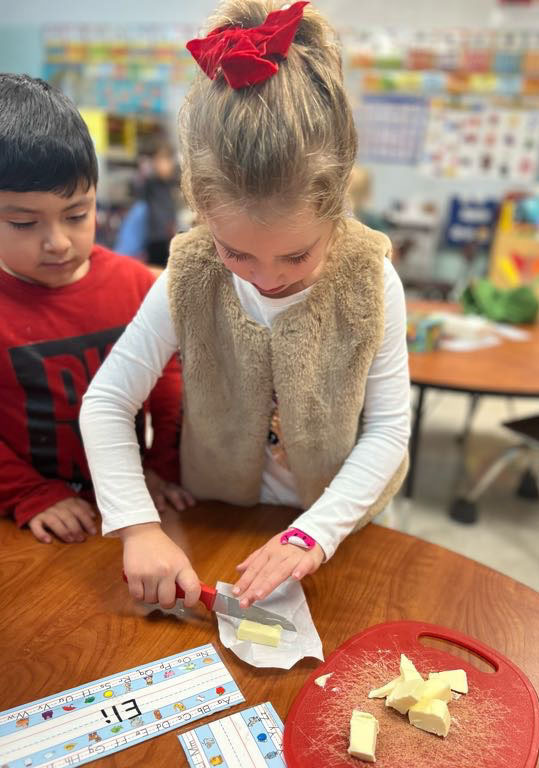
[181, 1, 356, 222]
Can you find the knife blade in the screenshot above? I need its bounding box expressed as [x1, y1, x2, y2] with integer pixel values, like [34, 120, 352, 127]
[122, 573, 296, 632]
[178, 583, 297, 633]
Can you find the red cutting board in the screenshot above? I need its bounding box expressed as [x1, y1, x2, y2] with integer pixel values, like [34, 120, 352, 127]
[283, 621, 539, 768]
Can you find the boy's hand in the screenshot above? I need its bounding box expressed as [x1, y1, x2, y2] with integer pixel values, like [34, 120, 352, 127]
[28, 498, 97, 544]
[232, 533, 325, 608]
[144, 468, 196, 513]
[120, 522, 201, 609]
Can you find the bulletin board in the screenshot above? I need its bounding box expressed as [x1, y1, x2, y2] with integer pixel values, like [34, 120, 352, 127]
[345, 24, 539, 184]
[43, 25, 197, 115]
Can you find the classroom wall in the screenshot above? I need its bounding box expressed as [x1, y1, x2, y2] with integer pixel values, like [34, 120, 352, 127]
[1, 0, 538, 214]
[0, 25, 41, 77]
[1, 0, 535, 29]
[2, 0, 537, 84]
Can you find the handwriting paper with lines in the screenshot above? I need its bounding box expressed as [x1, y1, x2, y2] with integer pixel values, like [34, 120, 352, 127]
[179, 702, 285, 767]
[0, 644, 244, 768]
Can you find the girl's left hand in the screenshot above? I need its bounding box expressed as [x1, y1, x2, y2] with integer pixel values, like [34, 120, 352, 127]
[233, 533, 324, 608]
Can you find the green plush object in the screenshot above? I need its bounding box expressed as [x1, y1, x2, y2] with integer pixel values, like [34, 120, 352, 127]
[461, 279, 538, 325]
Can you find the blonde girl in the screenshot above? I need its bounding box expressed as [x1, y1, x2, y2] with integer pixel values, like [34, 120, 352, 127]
[80, 0, 410, 611]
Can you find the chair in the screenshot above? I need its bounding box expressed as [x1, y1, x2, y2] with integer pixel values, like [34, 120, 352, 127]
[449, 414, 539, 524]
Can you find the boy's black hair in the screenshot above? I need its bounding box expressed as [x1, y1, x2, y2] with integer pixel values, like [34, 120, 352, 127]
[0, 73, 98, 196]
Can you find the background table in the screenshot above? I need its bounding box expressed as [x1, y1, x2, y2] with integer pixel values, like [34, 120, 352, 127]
[1, 503, 538, 766]
[406, 300, 539, 498]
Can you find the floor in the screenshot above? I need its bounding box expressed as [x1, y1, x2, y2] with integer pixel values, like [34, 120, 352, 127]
[377, 391, 539, 592]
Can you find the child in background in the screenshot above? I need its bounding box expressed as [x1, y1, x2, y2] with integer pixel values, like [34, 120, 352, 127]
[115, 141, 180, 267]
[348, 164, 389, 235]
[141, 140, 180, 268]
[81, 1, 410, 610]
[0, 74, 190, 544]
[348, 166, 372, 220]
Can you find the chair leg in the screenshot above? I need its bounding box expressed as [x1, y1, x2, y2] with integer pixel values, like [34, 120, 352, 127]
[449, 444, 528, 524]
[517, 468, 539, 500]
[457, 394, 481, 445]
[465, 444, 528, 503]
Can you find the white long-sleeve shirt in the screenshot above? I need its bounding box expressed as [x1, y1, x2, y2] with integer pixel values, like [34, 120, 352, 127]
[80, 258, 410, 559]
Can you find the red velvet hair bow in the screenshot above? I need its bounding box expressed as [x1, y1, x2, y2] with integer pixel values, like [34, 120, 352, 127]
[187, 1, 309, 89]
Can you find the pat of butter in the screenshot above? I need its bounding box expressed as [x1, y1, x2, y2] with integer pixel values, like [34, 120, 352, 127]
[429, 669, 468, 694]
[386, 679, 425, 715]
[368, 655, 421, 700]
[314, 673, 333, 688]
[400, 654, 423, 682]
[419, 678, 451, 703]
[236, 620, 282, 647]
[368, 676, 401, 699]
[348, 710, 379, 762]
[408, 698, 451, 737]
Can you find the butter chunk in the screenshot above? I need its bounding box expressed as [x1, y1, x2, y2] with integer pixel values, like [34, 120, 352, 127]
[408, 698, 451, 737]
[368, 676, 401, 699]
[429, 669, 468, 694]
[419, 678, 452, 703]
[236, 620, 282, 647]
[348, 710, 379, 762]
[386, 679, 425, 715]
[400, 654, 423, 682]
[314, 673, 333, 688]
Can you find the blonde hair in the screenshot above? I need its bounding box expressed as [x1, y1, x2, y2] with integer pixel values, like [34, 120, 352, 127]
[180, 0, 357, 224]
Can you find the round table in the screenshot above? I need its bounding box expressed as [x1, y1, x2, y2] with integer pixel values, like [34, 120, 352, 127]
[1, 503, 538, 766]
[406, 300, 539, 498]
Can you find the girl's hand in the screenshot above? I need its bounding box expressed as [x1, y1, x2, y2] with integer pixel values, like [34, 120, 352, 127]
[28, 498, 97, 544]
[120, 522, 201, 609]
[144, 468, 196, 513]
[232, 532, 324, 608]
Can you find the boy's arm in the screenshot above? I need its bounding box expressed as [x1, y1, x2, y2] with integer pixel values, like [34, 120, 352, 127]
[0, 439, 77, 528]
[144, 355, 182, 484]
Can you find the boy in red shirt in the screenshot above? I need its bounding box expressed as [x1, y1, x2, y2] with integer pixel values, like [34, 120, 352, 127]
[0, 73, 192, 544]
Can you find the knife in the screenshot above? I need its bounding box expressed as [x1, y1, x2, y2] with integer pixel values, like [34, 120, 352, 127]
[122, 573, 296, 632]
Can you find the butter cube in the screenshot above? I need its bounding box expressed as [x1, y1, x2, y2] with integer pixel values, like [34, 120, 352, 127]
[236, 620, 282, 647]
[386, 679, 425, 715]
[429, 669, 468, 694]
[348, 711, 379, 762]
[419, 678, 451, 703]
[400, 654, 423, 682]
[368, 677, 401, 699]
[408, 698, 451, 737]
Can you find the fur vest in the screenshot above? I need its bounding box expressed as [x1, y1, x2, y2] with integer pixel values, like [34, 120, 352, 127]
[168, 218, 408, 517]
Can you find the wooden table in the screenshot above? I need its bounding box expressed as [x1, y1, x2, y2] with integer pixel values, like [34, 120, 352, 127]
[406, 300, 539, 498]
[1, 504, 539, 766]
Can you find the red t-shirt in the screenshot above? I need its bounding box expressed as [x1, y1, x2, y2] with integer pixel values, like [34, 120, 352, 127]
[0, 245, 181, 527]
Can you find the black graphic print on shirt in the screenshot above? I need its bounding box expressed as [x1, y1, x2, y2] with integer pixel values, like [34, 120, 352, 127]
[9, 326, 144, 488]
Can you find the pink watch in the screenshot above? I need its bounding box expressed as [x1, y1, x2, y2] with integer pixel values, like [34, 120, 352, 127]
[280, 527, 317, 550]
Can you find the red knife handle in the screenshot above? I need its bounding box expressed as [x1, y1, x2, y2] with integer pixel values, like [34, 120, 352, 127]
[122, 571, 216, 611]
[176, 582, 217, 611]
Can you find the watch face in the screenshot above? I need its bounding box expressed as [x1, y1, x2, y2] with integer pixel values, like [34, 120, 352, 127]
[281, 529, 314, 549]
[288, 534, 309, 549]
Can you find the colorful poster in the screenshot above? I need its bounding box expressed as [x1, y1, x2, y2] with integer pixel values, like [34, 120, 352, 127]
[421, 104, 539, 181]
